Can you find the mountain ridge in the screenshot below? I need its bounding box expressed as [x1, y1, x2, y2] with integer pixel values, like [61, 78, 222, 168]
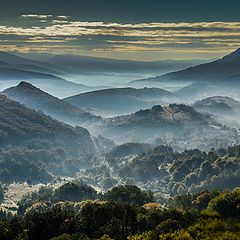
[131, 48, 240, 84]
[93, 103, 235, 150]
[2, 82, 101, 126]
[64, 87, 179, 117]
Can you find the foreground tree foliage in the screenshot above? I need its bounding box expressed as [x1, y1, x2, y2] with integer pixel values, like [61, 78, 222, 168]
[105, 185, 154, 205]
[1, 185, 240, 239]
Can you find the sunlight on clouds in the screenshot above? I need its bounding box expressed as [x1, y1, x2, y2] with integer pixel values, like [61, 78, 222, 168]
[1, 17, 240, 59]
[21, 14, 53, 19]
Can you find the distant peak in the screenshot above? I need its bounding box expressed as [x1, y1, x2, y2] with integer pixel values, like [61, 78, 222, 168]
[17, 81, 37, 90]
[222, 48, 240, 62]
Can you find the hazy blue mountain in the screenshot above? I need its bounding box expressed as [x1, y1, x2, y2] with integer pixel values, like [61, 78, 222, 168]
[17, 52, 210, 75]
[0, 52, 210, 96]
[131, 48, 240, 99]
[64, 87, 179, 117]
[0, 52, 106, 97]
[2, 82, 101, 126]
[193, 96, 240, 124]
[14, 52, 211, 88]
[0, 51, 59, 75]
[0, 66, 96, 98]
[95, 104, 235, 150]
[132, 48, 240, 84]
[0, 63, 62, 81]
[176, 81, 240, 101]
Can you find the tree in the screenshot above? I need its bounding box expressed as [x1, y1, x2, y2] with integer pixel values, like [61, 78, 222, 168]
[0, 185, 4, 203]
[105, 185, 153, 205]
[208, 188, 240, 217]
[53, 183, 98, 202]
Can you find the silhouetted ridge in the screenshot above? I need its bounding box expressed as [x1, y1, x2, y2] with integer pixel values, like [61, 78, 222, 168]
[17, 81, 39, 90]
[221, 47, 240, 63]
[64, 87, 178, 117]
[2, 82, 101, 125]
[132, 48, 240, 85]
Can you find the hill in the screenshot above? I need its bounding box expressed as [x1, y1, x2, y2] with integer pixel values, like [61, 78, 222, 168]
[0, 94, 100, 180]
[95, 104, 237, 150]
[0, 67, 95, 98]
[64, 87, 179, 117]
[2, 82, 101, 126]
[133, 48, 240, 84]
[0, 52, 97, 98]
[131, 48, 240, 99]
[0, 51, 59, 75]
[16, 52, 210, 87]
[193, 96, 240, 124]
[48, 54, 208, 74]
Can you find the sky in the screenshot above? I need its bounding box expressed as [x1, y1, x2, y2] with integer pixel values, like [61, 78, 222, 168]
[1, 0, 240, 61]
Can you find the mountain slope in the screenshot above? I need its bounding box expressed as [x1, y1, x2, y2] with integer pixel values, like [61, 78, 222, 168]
[94, 104, 236, 150]
[0, 94, 96, 155]
[193, 96, 240, 124]
[0, 66, 95, 98]
[0, 52, 98, 98]
[0, 94, 104, 180]
[2, 82, 101, 126]
[132, 48, 240, 84]
[49, 54, 209, 74]
[0, 51, 59, 75]
[64, 87, 179, 117]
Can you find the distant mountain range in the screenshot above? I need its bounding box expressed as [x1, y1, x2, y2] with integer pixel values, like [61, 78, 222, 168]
[0, 51, 60, 75]
[0, 54, 96, 98]
[2, 82, 101, 126]
[17, 52, 210, 75]
[0, 52, 104, 97]
[132, 48, 240, 84]
[64, 87, 179, 117]
[0, 51, 214, 98]
[131, 48, 240, 99]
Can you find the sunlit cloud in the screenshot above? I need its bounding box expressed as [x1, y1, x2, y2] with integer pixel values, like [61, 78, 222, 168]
[56, 15, 70, 20]
[21, 14, 53, 19]
[52, 20, 69, 24]
[1, 16, 240, 59]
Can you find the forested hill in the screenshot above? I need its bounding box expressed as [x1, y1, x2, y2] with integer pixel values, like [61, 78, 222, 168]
[0, 94, 96, 155]
[97, 104, 235, 150]
[2, 82, 101, 126]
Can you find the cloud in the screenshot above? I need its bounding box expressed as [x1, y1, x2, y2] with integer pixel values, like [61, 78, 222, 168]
[52, 20, 69, 24]
[57, 16, 70, 20]
[1, 18, 240, 59]
[21, 14, 53, 20]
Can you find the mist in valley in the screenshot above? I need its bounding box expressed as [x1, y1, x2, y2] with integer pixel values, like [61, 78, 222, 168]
[1, 49, 240, 237]
[2, 1, 240, 238]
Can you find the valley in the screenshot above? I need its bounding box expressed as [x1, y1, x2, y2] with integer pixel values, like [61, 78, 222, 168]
[1, 2, 240, 239]
[0, 48, 240, 239]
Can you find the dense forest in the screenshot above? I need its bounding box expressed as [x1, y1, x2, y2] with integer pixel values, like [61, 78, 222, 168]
[0, 184, 240, 240]
[78, 144, 240, 198]
[0, 94, 114, 181]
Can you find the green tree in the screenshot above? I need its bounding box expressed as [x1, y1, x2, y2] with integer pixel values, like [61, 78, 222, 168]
[105, 185, 153, 205]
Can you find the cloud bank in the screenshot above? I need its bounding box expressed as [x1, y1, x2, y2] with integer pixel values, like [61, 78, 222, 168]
[1, 15, 240, 60]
